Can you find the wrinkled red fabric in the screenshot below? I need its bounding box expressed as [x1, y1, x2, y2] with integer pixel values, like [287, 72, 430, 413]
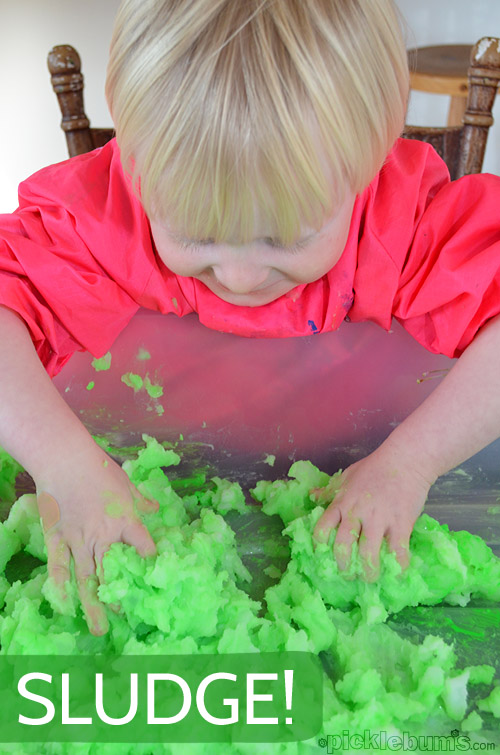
[1, 137, 500, 377]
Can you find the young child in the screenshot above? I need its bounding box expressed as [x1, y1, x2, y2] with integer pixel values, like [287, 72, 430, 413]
[1, 0, 500, 636]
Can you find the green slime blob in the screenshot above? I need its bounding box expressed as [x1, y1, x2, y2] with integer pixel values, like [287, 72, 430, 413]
[91, 352, 112, 372]
[0, 436, 499, 753]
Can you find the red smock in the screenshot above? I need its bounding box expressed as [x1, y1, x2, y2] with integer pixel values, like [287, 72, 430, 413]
[1, 137, 499, 378]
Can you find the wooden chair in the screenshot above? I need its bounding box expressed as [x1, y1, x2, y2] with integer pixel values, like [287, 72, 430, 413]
[403, 37, 500, 180]
[48, 38, 500, 181]
[407, 44, 471, 127]
[47, 45, 115, 159]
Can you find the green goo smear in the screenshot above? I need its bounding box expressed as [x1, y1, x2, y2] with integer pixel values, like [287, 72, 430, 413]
[91, 352, 112, 372]
[136, 347, 151, 361]
[144, 375, 163, 399]
[121, 372, 164, 405]
[0, 447, 23, 511]
[121, 372, 143, 392]
[0, 436, 500, 753]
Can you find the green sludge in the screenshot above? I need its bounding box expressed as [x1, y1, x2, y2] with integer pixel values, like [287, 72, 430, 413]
[0, 437, 499, 754]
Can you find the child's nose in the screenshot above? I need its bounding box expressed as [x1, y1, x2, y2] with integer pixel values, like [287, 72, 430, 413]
[212, 263, 269, 294]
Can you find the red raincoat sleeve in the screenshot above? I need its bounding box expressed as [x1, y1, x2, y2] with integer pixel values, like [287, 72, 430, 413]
[393, 171, 500, 357]
[349, 139, 500, 358]
[0, 142, 166, 377]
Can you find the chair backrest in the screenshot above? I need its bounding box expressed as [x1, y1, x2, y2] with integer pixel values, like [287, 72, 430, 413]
[47, 45, 115, 159]
[404, 37, 500, 180]
[49, 38, 500, 180]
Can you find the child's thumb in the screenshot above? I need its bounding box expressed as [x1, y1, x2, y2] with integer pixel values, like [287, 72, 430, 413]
[123, 520, 157, 558]
[135, 493, 159, 514]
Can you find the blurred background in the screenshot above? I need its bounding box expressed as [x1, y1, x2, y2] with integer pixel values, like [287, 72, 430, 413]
[1, 0, 500, 211]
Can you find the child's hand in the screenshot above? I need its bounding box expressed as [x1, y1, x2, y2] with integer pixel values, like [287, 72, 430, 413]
[35, 451, 158, 635]
[312, 444, 433, 581]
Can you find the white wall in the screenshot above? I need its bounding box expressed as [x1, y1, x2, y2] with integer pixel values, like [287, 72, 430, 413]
[1, 0, 499, 212]
[0, 0, 119, 211]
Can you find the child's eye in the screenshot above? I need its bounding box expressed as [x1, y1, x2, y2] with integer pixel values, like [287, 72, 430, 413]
[263, 237, 308, 254]
[178, 236, 307, 254]
[179, 238, 215, 252]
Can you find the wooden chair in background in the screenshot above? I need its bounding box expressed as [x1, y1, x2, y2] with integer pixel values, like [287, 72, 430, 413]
[408, 44, 472, 127]
[403, 37, 500, 179]
[47, 45, 115, 158]
[48, 37, 500, 181]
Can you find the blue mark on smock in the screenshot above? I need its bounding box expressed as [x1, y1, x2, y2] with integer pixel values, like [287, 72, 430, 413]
[308, 320, 319, 334]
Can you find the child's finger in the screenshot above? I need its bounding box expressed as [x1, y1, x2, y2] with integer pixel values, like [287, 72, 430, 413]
[46, 535, 71, 587]
[94, 555, 121, 614]
[36, 491, 61, 533]
[95, 558, 121, 613]
[72, 546, 109, 636]
[313, 506, 341, 544]
[310, 480, 340, 505]
[94, 543, 114, 581]
[358, 526, 382, 582]
[121, 520, 157, 558]
[134, 493, 159, 514]
[310, 486, 328, 503]
[333, 515, 361, 574]
[386, 530, 411, 571]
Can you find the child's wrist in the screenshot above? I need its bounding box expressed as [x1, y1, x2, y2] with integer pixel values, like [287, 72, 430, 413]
[28, 426, 106, 488]
[376, 428, 440, 488]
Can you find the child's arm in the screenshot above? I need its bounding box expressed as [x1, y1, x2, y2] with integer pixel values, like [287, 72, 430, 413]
[314, 313, 500, 580]
[0, 305, 158, 634]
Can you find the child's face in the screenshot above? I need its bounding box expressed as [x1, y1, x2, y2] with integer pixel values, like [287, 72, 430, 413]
[149, 192, 355, 307]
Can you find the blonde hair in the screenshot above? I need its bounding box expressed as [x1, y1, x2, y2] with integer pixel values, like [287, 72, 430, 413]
[106, 0, 409, 245]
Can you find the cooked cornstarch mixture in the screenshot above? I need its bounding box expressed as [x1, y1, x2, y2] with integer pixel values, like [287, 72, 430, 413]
[0, 437, 499, 753]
